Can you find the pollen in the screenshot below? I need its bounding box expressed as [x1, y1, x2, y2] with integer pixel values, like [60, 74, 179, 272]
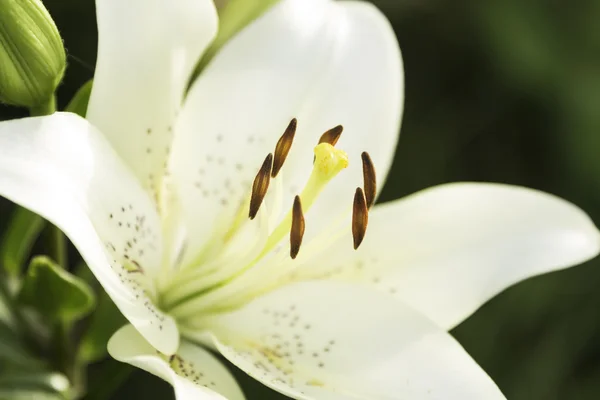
[361, 151, 376, 208]
[272, 118, 297, 178]
[290, 196, 305, 259]
[352, 187, 368, 250]
[318, 125, 343, 146]
[249, 153, 273, 219]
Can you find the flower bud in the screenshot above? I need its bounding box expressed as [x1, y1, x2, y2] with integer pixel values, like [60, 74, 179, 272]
[0, 0, 66, 109]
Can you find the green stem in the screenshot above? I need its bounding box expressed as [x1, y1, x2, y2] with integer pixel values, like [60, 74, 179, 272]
[0, 276, 44, 354]
[51, 223, 67, 269]
[0, 277, 22, 328]
[28, 96, 67, 269]
[52, 321, 84, 400]
[29, 95, 56, 116]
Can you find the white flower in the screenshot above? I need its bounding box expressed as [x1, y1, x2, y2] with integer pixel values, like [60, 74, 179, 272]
[0, 0, 598, 399]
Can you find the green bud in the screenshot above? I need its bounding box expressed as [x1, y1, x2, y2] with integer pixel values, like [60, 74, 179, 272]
[0, 0, 66, 109]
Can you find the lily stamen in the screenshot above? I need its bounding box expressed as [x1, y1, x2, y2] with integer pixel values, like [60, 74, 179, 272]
[272, 118, 297, 178]
[361, 151, 376, 208]
[318, 125, 344, 146]
[352, 187, 368, 250]
[290, 195, 305, 259]
[249, 153, 273, 219]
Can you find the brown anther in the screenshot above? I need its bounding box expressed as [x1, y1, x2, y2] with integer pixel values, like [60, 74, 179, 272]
[290, 195, 305, 259]
[352, 187, 368, 250]
[318, 125, 343, 146]
[361, 152, 376, 208]
[272, 118, 297, 178]
[249, 153, 273, 219]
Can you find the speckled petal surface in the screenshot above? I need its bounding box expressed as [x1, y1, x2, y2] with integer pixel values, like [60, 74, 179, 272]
[0, 112, 178, 355]
[208, 281, 506, 400]
[109, 324, 245, 400]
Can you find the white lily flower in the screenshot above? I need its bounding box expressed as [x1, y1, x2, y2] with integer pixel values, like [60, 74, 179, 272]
[0, 0, 598, 399]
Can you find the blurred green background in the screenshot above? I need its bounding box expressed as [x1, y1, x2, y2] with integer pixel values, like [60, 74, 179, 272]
[2, 0, 600, 398]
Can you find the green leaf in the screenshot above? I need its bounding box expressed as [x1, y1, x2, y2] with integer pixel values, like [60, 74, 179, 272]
[84, 359, 133, 400]
[189, 0, 280, 86]
[18, 256, 95, 322]
[0, 207, 46, 277]
[0, 290, 12, 326]
[0, 319, 45, 369]
[0, 372, 69, 400]
[78, 286, 126, 363]
[0, 391, 64, 400]
[65, 79, 93, 117]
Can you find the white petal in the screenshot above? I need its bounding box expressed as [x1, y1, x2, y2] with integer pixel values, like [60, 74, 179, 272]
[87, 0, 218, 196]
[0, 113, 178, 354]
[108, 324, 245, 400]
[171, 0, 402, 265]
[206, 281, 505, 400]
[302, 183, 600, 329]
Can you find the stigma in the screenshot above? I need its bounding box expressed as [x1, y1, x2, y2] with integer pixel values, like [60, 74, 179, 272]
[313, 143, 349, 181]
